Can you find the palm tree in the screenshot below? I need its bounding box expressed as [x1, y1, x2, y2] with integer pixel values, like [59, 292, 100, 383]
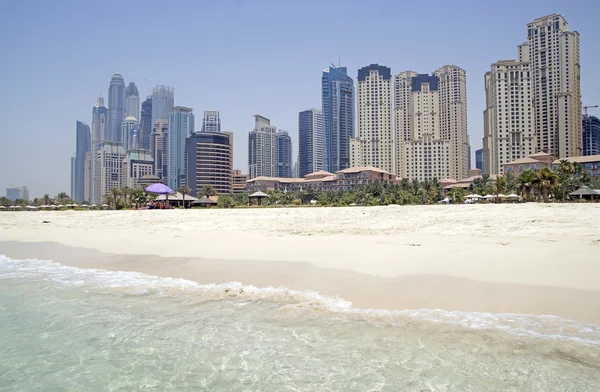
[199, 185, 216, 198]
[15, 198, 29, 207]
[0, 196, 12, 207]
[56, 192, 70, 204]
[42, 194, 52, 205]
[121, 187, 132, 208]
[494, 175, 507, 202]
[177, 186, 191, 208]
[109, 188, 121, 210]
[504, 172, 518, 194]
[131, 189, 146, 209]
[518, 170, 538, 202]
[448, 187, 465, 204]
[537, 167, 558, 202]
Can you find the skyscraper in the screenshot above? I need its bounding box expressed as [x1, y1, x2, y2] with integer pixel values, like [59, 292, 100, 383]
[125, 82, 140, 122]
[6, 186, 28, 201]
[91, 97, 108, 204]
[298, 108, 324, 177]
[122, 149, 154, 188]
[434, 65, 469, 180]
[150, 119, 168, 180]
[96, 142, 126, 200]
[248, 115, 278, 179]
[583, 115, 600, 156]
[185, 131, 233, 196]
[202, 110, 221, 133]
[483, 60, 534, 175]
[74, 121, 91, 202]
[277, 130, 292, 178]
[121, 116, 139, 152]
[322, 66, 354, 172]
[483, 15, 579, 174]
[70, 155, 76, 200]
[107, 73, 126, 143]
[151, 85, 175, 126]
[395, 72, 451, 181]
[167, 107, 194, 189]
[527, 14, 581, 158]
[139, 97, 152, 151]
[475, 148, 485, 172]
[350, 64, 394, 173]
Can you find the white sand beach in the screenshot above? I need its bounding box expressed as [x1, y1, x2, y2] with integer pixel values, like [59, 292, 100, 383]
[1, 203, 600, 323]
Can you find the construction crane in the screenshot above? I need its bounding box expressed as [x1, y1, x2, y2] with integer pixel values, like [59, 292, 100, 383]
[583, 105, 599, 116]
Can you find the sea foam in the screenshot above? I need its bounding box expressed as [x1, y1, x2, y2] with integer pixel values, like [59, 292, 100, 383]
[1, 254, 599, 346]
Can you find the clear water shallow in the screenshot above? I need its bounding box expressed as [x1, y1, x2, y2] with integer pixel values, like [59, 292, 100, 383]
[1, 255, 599, 391]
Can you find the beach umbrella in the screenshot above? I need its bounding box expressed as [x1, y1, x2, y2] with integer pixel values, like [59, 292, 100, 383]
[145, 183, 175, 208]
[498, 194, 507, 198]
[483, 194, 494, 199]
[506, 194, 519, 198]
[145, 183, 174, 194]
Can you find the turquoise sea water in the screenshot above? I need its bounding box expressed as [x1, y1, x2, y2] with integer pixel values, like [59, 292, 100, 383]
[1, 254, 599, 391]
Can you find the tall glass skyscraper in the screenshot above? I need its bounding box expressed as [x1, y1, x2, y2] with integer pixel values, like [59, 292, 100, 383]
[321, 66, 354, 172]
[152, 85, 175, 126]
[298, 109, 324, 177]
[583, 115, 600, 156]
[125, 82, 140, 122]
[91, 97, 108, 204]
[139, 97, 152, 151]
[107, 73, 126, 143]
[475, 148, 485, 173]
[168, 107, 194, 189]
[277, 130, 292, 178]
[74, 121, 91, 202]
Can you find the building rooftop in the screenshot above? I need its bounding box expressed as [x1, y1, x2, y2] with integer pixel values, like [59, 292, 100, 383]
[336, 166, 390, 175]
[126, 149, 153, 162]
[140, 174, 160, 180]
[126, 82, 138, 96]
[305, 170, 336, 179]
[552, 155, 600, 165]
[100, 142, 125, 154]
[529, 152, 556, 158]
[504, 157, 545, 165]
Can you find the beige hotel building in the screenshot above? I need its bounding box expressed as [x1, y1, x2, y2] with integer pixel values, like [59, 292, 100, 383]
[350, 64, 394, 174]
[484, 14, 581, 175]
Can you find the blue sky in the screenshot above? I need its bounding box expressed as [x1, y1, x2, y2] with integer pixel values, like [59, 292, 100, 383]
[1, 0, 598, 198]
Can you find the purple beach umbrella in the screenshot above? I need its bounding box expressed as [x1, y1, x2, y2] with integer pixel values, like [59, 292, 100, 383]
[145, 183, 174, 194]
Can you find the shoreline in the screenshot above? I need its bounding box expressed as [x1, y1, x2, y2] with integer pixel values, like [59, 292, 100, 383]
[2, 240, 600, 325]
[1, 204, 599, 324]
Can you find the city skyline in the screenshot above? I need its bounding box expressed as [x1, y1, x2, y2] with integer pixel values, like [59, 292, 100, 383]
[2, 1, 599, 197]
